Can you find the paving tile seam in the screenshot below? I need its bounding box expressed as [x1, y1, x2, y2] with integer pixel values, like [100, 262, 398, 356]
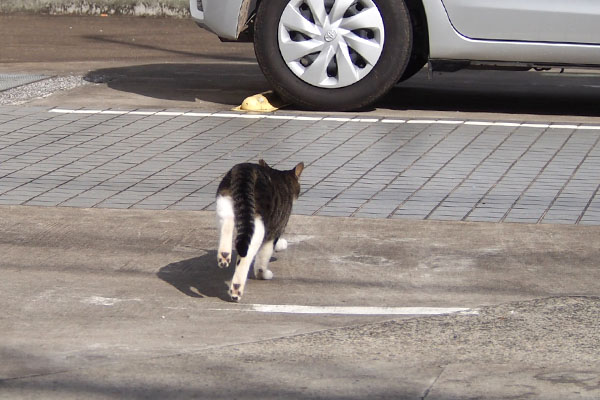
[109, 115, 269, 209]
[304, 122, 402, 216]
[164, 114, 322, 211]
[0, 111, 102, 160]
[423, 124, 515, 220]
[198, 116, 331, 211]
[536, 131, 600, 224]
[1, 112, 186, 203]
[47, 108, 600, 130]
[465, 126, 553, 223]
[351, 124, 460, 218]
[389, 124, 494, 218]
[72, 114, 235, 209]
[500, 128, 578, 223]
[0, 111, 146, 197]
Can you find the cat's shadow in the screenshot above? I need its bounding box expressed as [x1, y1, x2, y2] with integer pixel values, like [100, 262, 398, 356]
[157, 250, 233, 301]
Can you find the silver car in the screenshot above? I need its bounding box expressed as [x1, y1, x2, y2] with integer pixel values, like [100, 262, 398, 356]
[190, 0, 600, 111]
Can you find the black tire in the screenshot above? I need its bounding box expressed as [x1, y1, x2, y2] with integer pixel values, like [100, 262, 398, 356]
[254, 0, 413, 111]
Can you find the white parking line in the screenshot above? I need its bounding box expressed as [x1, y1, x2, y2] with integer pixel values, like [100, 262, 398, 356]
[47, 108, 600, 130]
[549, 124, 579, 129]
[156, 111, 185, 116]
[352, 118, 379, 123]
[464, 121, 493, 126]
[182, 112, 213, 117]
[493, 122, 521, 127]
[100, 110, 129, 115]
[407, 119, 438, 124]
[128, 111, 155, 115]
[323, 117, 352, 122]
[210, 304, 479, 316]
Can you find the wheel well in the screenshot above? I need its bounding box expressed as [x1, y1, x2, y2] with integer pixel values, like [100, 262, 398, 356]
[406, 0, 429, 57]
[401, 0, 430, 79]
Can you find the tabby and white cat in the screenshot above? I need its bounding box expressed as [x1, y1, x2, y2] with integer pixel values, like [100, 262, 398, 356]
[216, 160, 304, 302]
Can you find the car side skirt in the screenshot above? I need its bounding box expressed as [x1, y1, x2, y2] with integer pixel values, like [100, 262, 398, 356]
[423, 0, 600, 67]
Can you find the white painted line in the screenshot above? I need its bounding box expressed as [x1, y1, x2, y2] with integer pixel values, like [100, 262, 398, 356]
[44, 110, 599, 132]
[521, 123, 550, 128]
[212, 304, 478, 316]
[50, 108, 102, 114]
[464, 121, 494, 126]
[100, 110, 129, 115]
[549, 124, 579, 129]
[238, 114, 266, 119]
[407, 119, 437, 124]
[81, 296, 141, 306]
[493, 122, 521, 127]
[72, 109, 102, 114]
[156, 111, 184, 116]
[352, 118, 379, 123]
[206, 113, 236, 118]
[212, 113, 264, 119]
[183, 112, 213, 117]
[294, 116, 323, 121]
[129, 111, 156, 115]
[265, 115, 296, 120]
[323, 117, 352, 122]
[434, 120, 464, 125]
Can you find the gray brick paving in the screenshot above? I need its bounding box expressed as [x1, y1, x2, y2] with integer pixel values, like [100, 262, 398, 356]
[1, 106, 600, 224]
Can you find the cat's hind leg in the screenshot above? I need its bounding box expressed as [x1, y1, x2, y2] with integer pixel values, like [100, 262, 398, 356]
[253, 240, 274, 280]
[229, 217, 265, 302]
[216, 195, 234, 268]
[274, 237, 288, 252]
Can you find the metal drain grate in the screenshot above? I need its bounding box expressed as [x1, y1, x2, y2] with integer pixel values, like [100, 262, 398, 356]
[0, 74, 49, 92]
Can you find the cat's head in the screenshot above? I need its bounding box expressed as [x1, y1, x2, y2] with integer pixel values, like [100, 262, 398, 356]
[259, 159, 304, 198]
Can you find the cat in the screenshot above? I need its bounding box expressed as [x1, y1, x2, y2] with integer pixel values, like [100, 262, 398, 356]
[215, 159, 304, 302]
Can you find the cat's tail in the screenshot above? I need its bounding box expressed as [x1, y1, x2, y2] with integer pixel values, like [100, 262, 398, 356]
[231, 165, 257, 258]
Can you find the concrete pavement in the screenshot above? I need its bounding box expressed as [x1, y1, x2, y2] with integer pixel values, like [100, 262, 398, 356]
[1, 205, 599, 399]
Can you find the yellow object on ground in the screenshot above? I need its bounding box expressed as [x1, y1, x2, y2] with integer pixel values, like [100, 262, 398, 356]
[233, 91, 288, 112]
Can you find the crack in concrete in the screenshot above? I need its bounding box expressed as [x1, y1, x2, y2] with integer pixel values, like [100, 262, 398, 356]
[421, 365, 446, 400]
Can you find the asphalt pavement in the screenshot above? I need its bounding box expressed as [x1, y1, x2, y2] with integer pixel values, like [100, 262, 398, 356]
[1, 14, 599, 400]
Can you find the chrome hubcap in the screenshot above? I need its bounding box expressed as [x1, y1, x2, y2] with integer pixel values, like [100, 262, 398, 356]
[278, 0, 385, 88]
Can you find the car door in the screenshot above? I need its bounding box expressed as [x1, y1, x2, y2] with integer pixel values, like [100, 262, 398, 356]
[441, 0, 600, 45]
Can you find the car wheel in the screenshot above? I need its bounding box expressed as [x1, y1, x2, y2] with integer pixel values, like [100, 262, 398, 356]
[254, 0, 413, 111]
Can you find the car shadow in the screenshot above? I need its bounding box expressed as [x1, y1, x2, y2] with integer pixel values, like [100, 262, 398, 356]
[384, 69, 600, 117]
[157, 251, 233, 301]
[84, 63, 270, 106]
[85, 64, 600, 117]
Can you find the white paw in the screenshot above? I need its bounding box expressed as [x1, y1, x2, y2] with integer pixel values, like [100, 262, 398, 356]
[217, 251, 231, 268]
[274, 238, 288, 252]
[229, 283, 243, 302]
[256, 268, 274, 280]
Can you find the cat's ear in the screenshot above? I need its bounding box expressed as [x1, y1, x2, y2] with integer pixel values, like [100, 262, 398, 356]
[294, 162, 304, 178]
[258, 159, 269, 168]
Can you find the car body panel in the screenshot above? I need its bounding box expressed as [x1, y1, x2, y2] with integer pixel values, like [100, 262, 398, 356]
[441, 0, 600, 45]
[190, 0, 255, 40]
[190, 0, 600, 68]
[422, 0, 600, 67]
